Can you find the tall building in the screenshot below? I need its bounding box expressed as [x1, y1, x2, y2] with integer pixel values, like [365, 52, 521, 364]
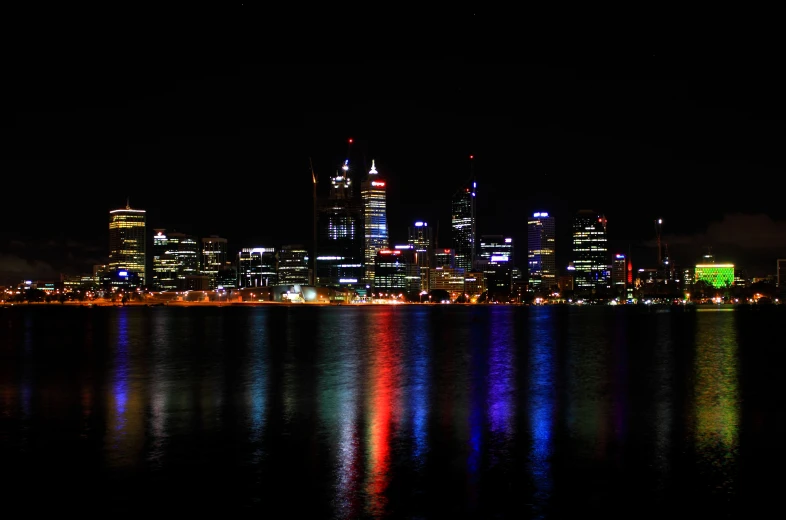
[777, 259, 786, 289]
[315, 147, 364, 289]
[278, 244, 310, 286]
[478, 235, 514, 298]
[238, 247, 277, 287]
[527, 212, 556, 292]
[108, 202, 146, 287]
[408, 221, 433, 268]
[151, 230, 198, 291]
[361, 159, 388, 286]
[612, 253, 627, 296]
[572, 210, 610, 293]
[201, 236, 228, 290]
[451, 159, 476, 271]
[434, 248, 455, 268]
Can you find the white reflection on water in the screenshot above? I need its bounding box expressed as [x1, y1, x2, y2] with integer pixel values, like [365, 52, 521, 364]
[693, 311, 740, 499]
[148, 309, 173, 467]
[317, 310, 362, 520]
[247, 311, 269, 465]
[652, 312, 673, 494]
[528, 308, 556, 517]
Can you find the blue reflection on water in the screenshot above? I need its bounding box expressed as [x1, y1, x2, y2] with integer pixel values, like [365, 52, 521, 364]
[409, 311, 430, 467]
[467, 312, 486, 479]
[488, 308, 515, 441]
[113, 309, 129, 431]
[529, 308, 555, 516]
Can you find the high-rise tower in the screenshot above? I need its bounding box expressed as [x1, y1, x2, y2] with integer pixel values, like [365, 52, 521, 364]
[572, 210, 610, 294]
[361, 159, 388, 286]
[315, 139, 364, 288]
[527, 211, 556, 292]
[108, 201, 146, 287]
[408, 221, 433, 268]
[451, 155, 476, 272]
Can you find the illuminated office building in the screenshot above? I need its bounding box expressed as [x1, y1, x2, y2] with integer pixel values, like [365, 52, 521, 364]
[238, 247, 277, 287]
[408, 221, 433, 268]
[151, 230, 198, 291]
[527, 212, 556, 291]
[278, 244, 310, 286]
[361, 159, 388, 285]
[200, 236, 227, 290]
[694, 263, 734, 288]
[374, 249, 420, 299]
[315, 150, 364, 289]
[612, 253, 627, 297]
[452, 174, 476, 271]
[478, 235, 514, 297]
[434, 248, 456, 268]
[572, 210, 610, 293]
[108, 203, 146, 287]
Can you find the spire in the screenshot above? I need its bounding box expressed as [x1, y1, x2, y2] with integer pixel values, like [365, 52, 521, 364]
[126, 197, 130, 210]
[369, 159, 378, 175]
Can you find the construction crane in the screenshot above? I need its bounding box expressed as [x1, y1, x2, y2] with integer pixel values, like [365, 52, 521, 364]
[310, 157, 318, 284]
[655, 218, 663, 265]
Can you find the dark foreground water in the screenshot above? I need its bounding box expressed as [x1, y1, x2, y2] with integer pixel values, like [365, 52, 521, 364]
[0, 304, 783, 518]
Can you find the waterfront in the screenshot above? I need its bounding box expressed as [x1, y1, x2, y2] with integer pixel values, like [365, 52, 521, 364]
[0, 304, 782, 518]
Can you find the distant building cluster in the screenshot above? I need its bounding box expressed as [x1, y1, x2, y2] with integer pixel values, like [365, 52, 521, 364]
[5, 144, 785, 305]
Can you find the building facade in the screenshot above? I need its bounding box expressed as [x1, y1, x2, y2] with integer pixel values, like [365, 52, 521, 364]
[315, 155, 364, 289]
[408, 221, 433, 268]
[151, 230, 199, 291]
[238, 247, 277, 288]
[478, 235, 514, 298]
[451, 178, 476, 272]
[201, 236, 228, 290]
[572, 210, 610, 294]
[108, 204, 146, 287]
[361, 160, 388, 286]
[527, 212, 556, 292]
[278, 244, 310, 286]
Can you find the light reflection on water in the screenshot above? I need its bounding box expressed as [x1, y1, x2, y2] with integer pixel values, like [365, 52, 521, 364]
[528, 308, 555, 518]
[693, 311, 740, 502]
[0, 305, 776, 517]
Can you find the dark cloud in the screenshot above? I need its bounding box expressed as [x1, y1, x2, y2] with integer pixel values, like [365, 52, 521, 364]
[0, 254, 58, 282]
[643, 213, 786, 277]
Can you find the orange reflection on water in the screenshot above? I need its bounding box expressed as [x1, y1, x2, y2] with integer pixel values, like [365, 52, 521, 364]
[365, 309, 400, 517]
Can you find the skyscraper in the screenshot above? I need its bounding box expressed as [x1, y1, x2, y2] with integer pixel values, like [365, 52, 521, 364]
[108, 202, 146, 287]
[478, 235, 514, 298]
[408, 221, 433, 268]
[451, 158, 476, 271]
[527, 212, 556, 292]
[201, 236, 228, 290]
[361, 159, 388, 286]
[315, 144, 364, 288]
[151, 230, 198, 291]
[572, 210, 610, 294]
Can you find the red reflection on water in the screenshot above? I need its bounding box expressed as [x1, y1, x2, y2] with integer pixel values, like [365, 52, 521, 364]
[366, 309, 397, 516]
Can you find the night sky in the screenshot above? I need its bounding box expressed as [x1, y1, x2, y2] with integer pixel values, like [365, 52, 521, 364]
[1, 13, 783, 283]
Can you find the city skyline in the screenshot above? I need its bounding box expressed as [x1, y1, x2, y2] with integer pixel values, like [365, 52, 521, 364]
[1, 32, 782, 283]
